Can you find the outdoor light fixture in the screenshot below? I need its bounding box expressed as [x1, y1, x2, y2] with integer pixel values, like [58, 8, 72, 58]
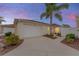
[48, 27, 50, 35]
[55, 27, 60, 33]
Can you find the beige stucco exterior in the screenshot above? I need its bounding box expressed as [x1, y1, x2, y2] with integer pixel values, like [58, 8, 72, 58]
[0, 24, 15, 35]
[14, 19, 61, 39]
[76, 16, 79, 28]
[0, 25, 3, 34]
[15, 21, 48, 39]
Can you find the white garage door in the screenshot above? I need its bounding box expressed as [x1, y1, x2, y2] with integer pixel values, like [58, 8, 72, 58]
[16, 23, 47, 38]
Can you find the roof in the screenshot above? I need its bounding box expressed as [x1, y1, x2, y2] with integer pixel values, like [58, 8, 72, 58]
[1, 24, 15, 28]
[14, 19, 60, 27]
[62, 24, 71, 28]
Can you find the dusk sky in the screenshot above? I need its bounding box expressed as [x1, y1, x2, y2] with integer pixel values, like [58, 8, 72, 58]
[0, 3, 79, 27]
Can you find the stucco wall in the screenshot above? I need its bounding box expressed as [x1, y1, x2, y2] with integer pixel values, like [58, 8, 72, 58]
[0, 26, 2, 34]
[2, 27, 15, 34]
[16, 22, 48, 39]
[61, 27, 79, 37]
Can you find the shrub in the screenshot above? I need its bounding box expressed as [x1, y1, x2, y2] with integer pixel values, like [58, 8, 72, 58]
[66, 33, 75, 39]
[5, 32, 12, 36]
[5, 36, 13, 45]
[77, 29, 79, 31]
[65, 33, 75, 43]
[4, 33, 20, 46]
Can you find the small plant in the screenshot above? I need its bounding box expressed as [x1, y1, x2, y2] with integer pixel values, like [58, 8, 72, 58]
[5, 32, 12, 36]
[65, 33, 75, 43]
[4, 32, 20, 46]
[77, 29, 79, 31]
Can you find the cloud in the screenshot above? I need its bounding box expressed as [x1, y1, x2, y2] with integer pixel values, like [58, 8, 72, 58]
[0, 7, 29, 18]
[66, 13, 76, 20]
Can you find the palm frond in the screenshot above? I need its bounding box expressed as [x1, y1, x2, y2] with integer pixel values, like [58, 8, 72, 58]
[45, 3, 56, 7]
[45, 3, 57, 11]
[55, 13, 62, 21]
[45, 14, 50, 19]
[40, 3, 69, 22]
[57, 4, 69, 10]
[40, 12, 47, 19]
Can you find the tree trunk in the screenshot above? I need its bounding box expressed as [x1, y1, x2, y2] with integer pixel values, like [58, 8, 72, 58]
[49, 15, 53, 35]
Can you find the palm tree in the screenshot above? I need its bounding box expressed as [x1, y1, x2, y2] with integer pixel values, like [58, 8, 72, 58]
[40, 3, 69, 35]
[0, 17, 5, 24]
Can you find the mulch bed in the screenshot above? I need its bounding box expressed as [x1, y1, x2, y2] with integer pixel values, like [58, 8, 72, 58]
[61, 39, 79, 51]
[0, 39, 24, 56]
[43, 34, 57, 39]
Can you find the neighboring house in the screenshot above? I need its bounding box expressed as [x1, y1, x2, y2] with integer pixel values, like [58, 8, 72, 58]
[76, 16, 79, 28]
[1, 24, 15, 34]
[0, 25, 3, 34]
[60, 27, 79, 37]
[62, 24, 71, 28]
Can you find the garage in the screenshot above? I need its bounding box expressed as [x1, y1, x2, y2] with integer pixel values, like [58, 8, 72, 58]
[15, 20, 48, 39]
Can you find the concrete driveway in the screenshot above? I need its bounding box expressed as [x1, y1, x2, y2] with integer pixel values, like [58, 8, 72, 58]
[4, 36, 79, 56]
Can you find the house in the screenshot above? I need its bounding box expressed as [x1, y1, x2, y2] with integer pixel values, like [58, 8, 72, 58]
[76, 16, 79, 28]
[1, 24, 15, 34]
[14, 19, 61, 39]
[0, 19, 61, 39]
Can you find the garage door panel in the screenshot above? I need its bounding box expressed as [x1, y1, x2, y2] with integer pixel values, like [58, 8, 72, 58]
[17, 23, 44, 38]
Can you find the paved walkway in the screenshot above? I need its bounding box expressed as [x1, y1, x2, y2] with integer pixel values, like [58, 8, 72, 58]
[4, 36, 79, 56]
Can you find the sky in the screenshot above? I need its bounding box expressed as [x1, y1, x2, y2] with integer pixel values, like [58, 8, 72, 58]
[0, 3, 79, 27]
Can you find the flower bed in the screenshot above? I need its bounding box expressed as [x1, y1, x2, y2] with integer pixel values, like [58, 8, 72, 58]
[0, 32, 24, 55]
[61, 39, 79, 51]
[0, 39, 24, 55]
[43, 34, 57, 39]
